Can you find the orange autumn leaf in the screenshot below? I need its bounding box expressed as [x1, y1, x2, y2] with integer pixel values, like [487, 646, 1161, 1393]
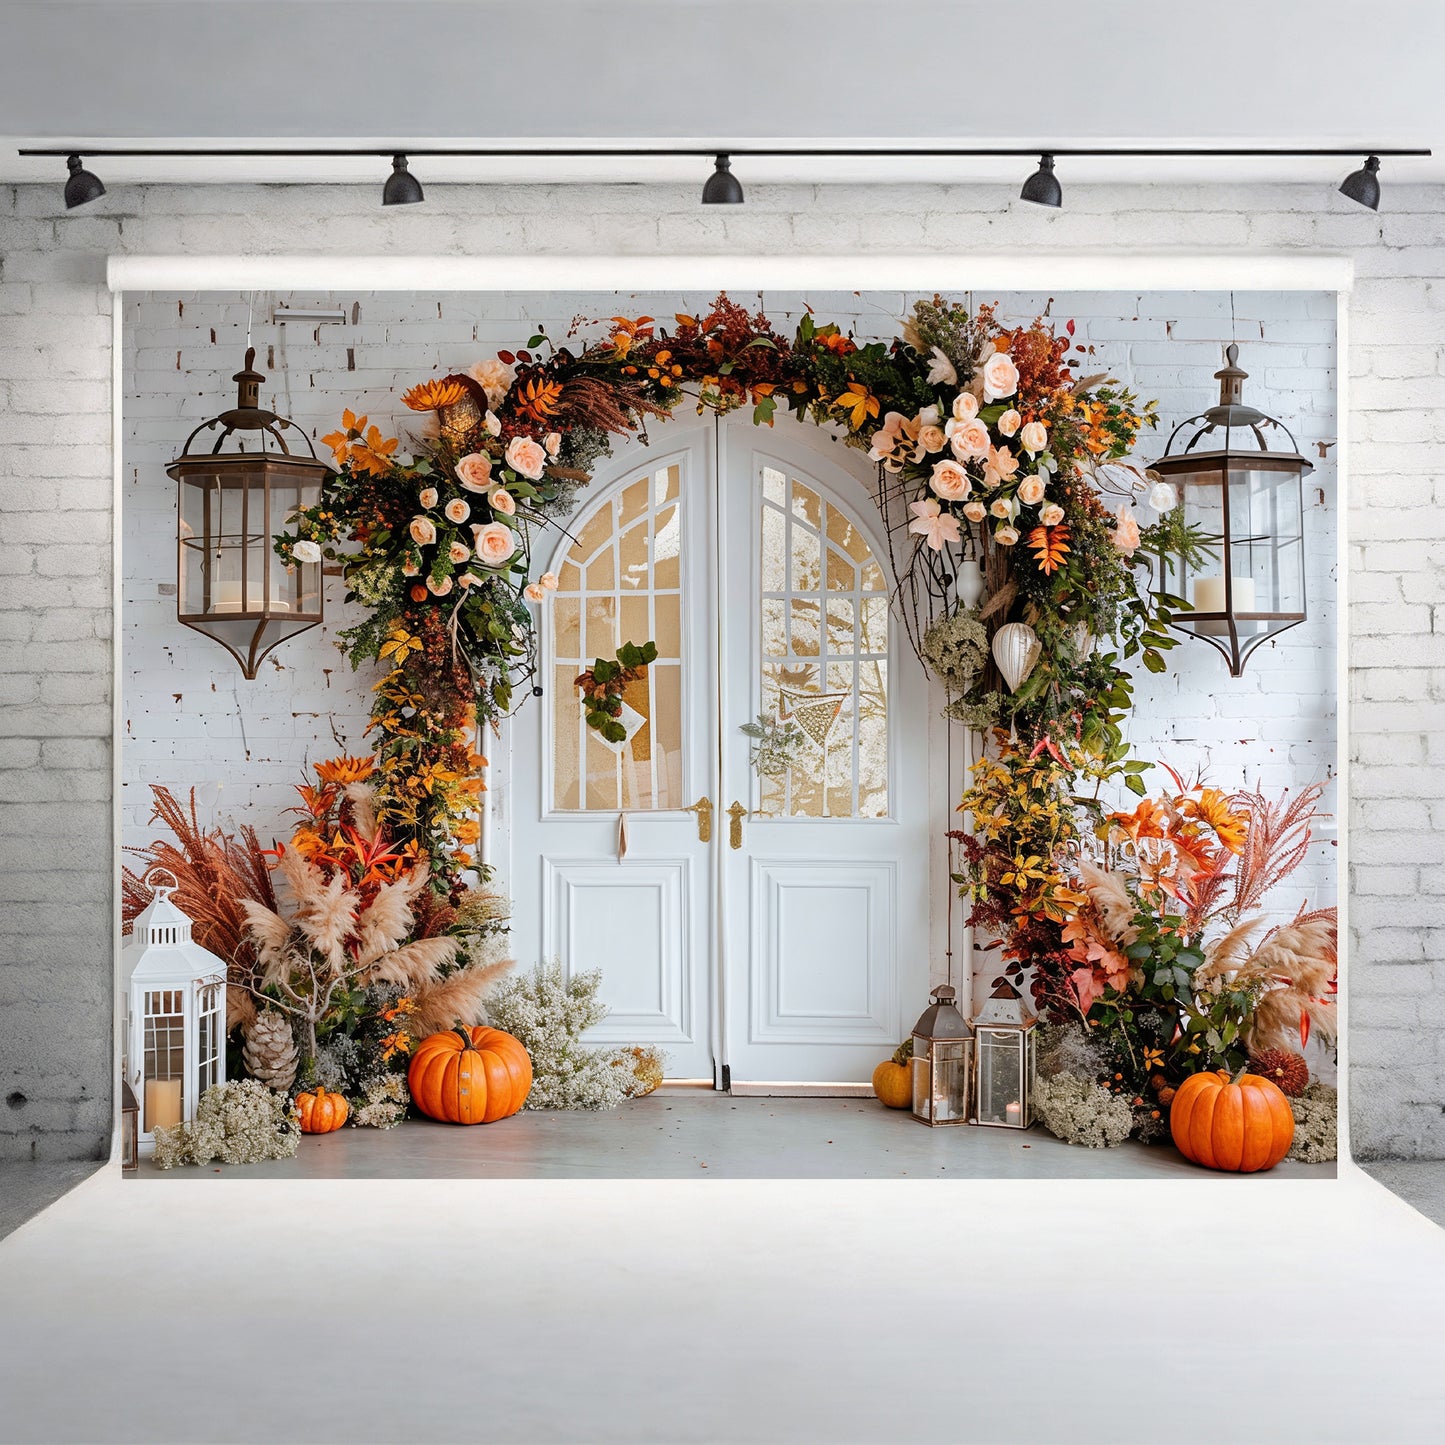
[513, 375, 564, 422]
[1028, 523, 1072, 575]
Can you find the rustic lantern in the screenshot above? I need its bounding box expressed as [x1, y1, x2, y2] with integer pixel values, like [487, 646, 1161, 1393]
[910, 985, 974, 1126]
[121, 869, 227, 1155]
[168, 348, 334, 677]
[120, 1080, 139, 1173]
[1150, 343, 1312, 677]
[971, 981, 1037, 1129]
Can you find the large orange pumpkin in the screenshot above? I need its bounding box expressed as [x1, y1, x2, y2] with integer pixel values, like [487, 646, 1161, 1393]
[872, 1041, 913, 1109]
[408, 1025, 533, 1125]
[1169, 1068, 1294, 1172]
[296, 1086, 349, 1134]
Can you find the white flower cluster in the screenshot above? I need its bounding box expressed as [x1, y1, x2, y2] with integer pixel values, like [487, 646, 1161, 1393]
[151, 1079, 300, 1169]
[485, 962, 634, 1111]
[352, 1073, 409, 1130]
[1286, 1082, 1337, 1164]
[1033, 1071, 1134, 1149]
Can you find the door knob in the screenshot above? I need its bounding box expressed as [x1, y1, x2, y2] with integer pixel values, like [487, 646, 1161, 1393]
[684, 795, 713, 843]
[727, 801, 747, 850]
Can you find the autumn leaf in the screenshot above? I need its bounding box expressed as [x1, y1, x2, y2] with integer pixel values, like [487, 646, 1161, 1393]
[1027, 523, 1072, 575]
[513, 375, 564, 422]
[832, 381, 880, 430]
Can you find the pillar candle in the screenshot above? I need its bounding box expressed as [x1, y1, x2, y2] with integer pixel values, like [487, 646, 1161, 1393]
[1005, 1101, 1022, 1125]
[1192, 574, 1256, 614]
[144, 1078, 182, 1132]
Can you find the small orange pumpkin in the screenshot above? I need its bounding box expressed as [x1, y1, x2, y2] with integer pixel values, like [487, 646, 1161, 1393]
[872, 1039, 913, 1110]
[1170, 1068, 1294, 1172]
[296, 1086, 349, 1134]
[408, 1025, 533, 1125]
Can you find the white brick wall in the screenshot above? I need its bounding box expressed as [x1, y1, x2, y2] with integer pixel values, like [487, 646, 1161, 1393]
[0, 179, 1435, 1159]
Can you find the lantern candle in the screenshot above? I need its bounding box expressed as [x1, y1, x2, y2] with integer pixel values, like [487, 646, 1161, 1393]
[1005, 1101, 1022, 1125]
[1193, 575, 1257, 636]
[211, 581, 290, 614]
[144, 1078, 182, 1132]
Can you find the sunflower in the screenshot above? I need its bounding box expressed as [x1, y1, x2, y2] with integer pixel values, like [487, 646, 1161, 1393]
[1182, 787, 1248, 855]
[313, 755, 376, 786]
[401, 377, 468, 412]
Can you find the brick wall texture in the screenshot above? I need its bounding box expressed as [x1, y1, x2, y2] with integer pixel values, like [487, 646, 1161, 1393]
[0, 180, 1435, 1160]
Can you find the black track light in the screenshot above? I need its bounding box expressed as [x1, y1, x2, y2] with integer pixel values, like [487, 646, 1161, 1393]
[1339, 154, 1381, 210]
[382, 153, 424, 206]
[1020, 153, 1062, 208]
[63, 154, 105, 209]
[702, 154, 744, 205]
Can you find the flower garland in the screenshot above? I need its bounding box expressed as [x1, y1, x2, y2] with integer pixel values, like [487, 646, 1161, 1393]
[275, 293, 1197, 890]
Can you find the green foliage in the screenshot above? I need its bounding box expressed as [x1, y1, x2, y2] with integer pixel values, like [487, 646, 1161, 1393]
[576, 640, 657, 743]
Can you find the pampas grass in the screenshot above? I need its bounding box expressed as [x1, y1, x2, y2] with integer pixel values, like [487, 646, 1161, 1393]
[1078, 860, 1139, 947]
[408, 955, 516, 1038]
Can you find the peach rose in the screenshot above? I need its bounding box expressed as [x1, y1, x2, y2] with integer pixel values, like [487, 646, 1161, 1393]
[426, 574, 453, 597]
[469, 357, 515, 409]
[996, 408, 1021, 438]
[990, 498, 1013, 520]
[1039, 502, 1065, 527]
[994, 524, 1020, 546]
[409, 516, 437, 546]
[418, 487, 439, 509]
[1020, 420, 1049, 455]
[457, 571, 479, 589]
[1017, 475, 1047, 507]
[981, 349, 1020, 402]
[444, 498, 471, 524]
[544, 432, 562, 457]
[448, 540, 472, 564]
[1113, 506, 1142, 555]
[962, 500, 987, 523]
[984, 445, 1021, 488]
[455, 453, 493, 493]
[951, 392, 980, 422]
[487, 486, 517, 516]
[523, 582, 547, 602]
[505, 435, 547, 480]
[947, 417, 991, 461]
[929, 459, 972, 501]
[540, 571, 559, 591]
[916, 424, 947, 456]
[472, 521, 518, 569]
[402, 559, 419, 577]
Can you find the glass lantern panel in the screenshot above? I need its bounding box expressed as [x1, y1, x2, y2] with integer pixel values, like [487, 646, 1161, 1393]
[976, 1028, 1024, 1126]
[1226, 463, 1305, 623]
[142, 989, 185, 1133]
[911, 1043, 931, 1118]
[930, 1040, 969, 1123]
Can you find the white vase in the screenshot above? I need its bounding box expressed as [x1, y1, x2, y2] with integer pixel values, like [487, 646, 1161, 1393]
[956, 557, 985, 610]
[992, 622, 1041, 693]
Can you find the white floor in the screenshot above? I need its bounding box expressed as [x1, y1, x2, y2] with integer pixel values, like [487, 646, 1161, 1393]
[2, 1162, 1442, 1443]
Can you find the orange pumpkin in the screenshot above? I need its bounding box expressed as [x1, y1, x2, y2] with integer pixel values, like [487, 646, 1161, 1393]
[1170, 1068, 1294, 1172]
[872, 1040, 913, 1109]
[408, 1025, 533, 1125]
[296, 1086, 349, 1134]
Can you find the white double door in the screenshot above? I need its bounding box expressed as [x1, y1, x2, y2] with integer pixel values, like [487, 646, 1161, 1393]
[510, 419, 929, 1086]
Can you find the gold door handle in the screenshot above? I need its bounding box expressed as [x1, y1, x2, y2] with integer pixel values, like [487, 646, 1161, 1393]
[727, 801, 747, 850]
[684, 795, 712, 843]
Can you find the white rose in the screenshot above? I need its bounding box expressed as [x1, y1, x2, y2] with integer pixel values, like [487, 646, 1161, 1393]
[1020, 420, 1049, 456]
[1017, 475, 1047, 507]
[484, 410, 502, 438]
[472, 520, 519, 569]
[291, 539, 321, 564]
[418, 487, 439, 509]
[469, 358, 515, 409]
[994, 524, 1020, 546]
[1147, 480, 1179, 513]
[1039, 502, 1066, 527]
[951, 392, 980, 422]
[996, 409, 1022, 437]
[947, 417, 991, 461]
[962, 500, 987, 523]
[544, 432, 562, 457]
[918, 405, 941, 427]
[455, 453, 493, 492]
[488, 486, 517, 517]
[929, 460, 972, 501]
[444, 498, 471, 524]
[990, 498, 1013, 520]
[409, 516, 437, 546]
[505, 435, 547, 480]
[981, 350, 1020, 402]
[448, 540, 472, 564]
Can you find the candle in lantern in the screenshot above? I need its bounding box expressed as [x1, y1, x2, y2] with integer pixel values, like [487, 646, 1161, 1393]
[1192, 575, 1258, 636]
[212, 580, 244, 613]
[1005, 1101, 1022, 1125]
[144, 1078, 183, 1132]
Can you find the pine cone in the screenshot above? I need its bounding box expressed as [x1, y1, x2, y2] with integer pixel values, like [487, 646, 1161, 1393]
[242, 1011, 299, 1093]
[1247, 1048, 1309, 1098]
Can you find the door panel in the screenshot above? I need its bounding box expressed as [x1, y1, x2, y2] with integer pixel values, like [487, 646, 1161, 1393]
[721, 430, 929, 1084]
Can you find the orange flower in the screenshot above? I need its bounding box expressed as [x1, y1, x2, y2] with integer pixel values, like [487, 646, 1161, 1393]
[294, 782, 337, 817]
[1182, 788, 1248, 855]
[817, 331, 856, 356]
[453, 817, 481, 846]
[378, 1031, 412, 1062]
[289, 827, 328, 862]
[1027, 523, 1072, 576]
[832, 381, 880, 430]
[313, 756, 375, 785]
[348, 425, 399, 477]
[401, 377, 468, 412]
[513, 375, 564, 422]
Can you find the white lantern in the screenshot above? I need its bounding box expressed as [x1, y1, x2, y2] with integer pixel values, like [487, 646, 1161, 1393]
[121, 869, 227, 1155]
[971, 981, 1038, 1129]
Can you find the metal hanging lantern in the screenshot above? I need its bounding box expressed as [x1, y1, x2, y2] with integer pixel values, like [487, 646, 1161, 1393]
[971, 981, 1037, 1129]
[910, 985, 974, 1126]
[167, 348, 335, 677]
[121, 869, 227, 1155]
[1150, 344, 1312, 677]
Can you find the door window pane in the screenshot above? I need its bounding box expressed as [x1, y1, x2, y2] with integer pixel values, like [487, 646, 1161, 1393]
[551, 465, 684, 811]
[758, 467, 889, 819]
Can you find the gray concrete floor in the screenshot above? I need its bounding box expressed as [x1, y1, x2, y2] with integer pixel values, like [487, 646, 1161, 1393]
[0, 1160, 106, 1241]
[1363, 1160, 1445, 1229]
[132, 1090, 1336, 1180]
